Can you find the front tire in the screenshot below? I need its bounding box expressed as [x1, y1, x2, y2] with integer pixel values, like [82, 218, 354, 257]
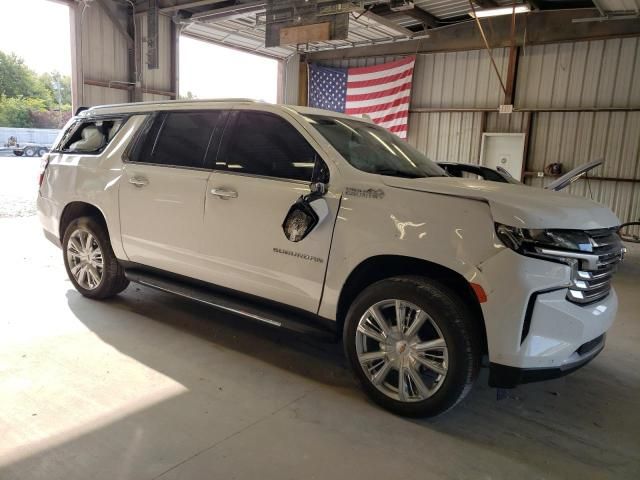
[62, 217, 129, 299]
[344, 276, 480, 417]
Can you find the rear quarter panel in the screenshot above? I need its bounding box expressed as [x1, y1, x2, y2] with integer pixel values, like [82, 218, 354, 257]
[38, 115, 147, 259]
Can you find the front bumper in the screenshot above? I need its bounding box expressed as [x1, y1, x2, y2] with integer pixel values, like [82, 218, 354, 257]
[478, 248, 617, 373]
[489, 333, 606, 388]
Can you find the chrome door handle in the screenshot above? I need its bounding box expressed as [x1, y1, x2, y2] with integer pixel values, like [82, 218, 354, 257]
[210, 188, 238, 199]
[129, 176, 149, 187]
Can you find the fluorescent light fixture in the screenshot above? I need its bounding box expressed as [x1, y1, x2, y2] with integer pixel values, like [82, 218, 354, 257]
[469, 5, 530, 18]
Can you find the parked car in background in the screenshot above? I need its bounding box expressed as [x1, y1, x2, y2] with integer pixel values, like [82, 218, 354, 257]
[438, 159, 604, 192]
[38, 100, 625, 417]
[13, 143, 50, 157]
[438, 162, 521, 185]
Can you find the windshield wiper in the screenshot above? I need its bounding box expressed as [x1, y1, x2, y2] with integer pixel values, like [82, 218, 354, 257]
[374, 168, 425, 179]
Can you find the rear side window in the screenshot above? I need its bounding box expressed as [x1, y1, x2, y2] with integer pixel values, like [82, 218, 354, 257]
[129, 111, 224, 169]
[56, 118, 124, 154]
[216, 111, 319, 182]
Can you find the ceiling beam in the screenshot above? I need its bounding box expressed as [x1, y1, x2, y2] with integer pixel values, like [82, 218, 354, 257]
[304, 8, 640, 60]
[403, 6, 441, 28]
[159, 0, 229, 14]
[362, 10, 415, 36]
[191, 1, 267, 21]
[48, 0, 76, 6]
[369, 4, 439, 29]
[473, 0, 498, 8]
[180, 30, 286, 59]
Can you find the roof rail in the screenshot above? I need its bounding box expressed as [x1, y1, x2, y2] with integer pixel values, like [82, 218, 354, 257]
[88, 98, 263, 111]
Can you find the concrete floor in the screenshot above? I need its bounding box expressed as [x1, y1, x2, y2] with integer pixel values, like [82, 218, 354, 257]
[1, 156, 639, 479]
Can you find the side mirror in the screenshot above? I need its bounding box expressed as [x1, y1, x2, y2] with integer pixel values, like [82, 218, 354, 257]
[282, 191, 329, 243]
[310, 182, 327, 197]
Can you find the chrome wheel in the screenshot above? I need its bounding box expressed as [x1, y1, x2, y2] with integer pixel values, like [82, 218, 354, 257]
[355, 299, 448, 403]
[66, 228, 104, 290]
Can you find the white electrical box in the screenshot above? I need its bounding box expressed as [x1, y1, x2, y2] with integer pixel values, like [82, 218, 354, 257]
[479, 133, 526, 181]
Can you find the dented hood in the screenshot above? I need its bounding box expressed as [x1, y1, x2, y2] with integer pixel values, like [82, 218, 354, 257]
[382, 177, 619, 230]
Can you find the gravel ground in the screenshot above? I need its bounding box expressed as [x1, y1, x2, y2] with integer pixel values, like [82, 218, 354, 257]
[0, 153, 41, 218]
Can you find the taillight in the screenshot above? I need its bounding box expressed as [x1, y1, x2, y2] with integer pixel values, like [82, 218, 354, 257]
[38, 153, 50, 188]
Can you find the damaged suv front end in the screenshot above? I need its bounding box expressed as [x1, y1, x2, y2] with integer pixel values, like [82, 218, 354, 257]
[485, 224, 624, 387]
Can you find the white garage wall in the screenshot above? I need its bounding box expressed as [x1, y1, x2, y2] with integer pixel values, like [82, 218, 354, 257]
[527, 111, 640, 227]
[73, 1, 130, 106]
[137, 12, 174, 99]
[411, 48, 509, 109]
[518, 38, 640, 225]
[408, 112, 483, 164]
[70, 3, 175, 108]
[515, 37, 640, 109]
[317, 48, 509, 165]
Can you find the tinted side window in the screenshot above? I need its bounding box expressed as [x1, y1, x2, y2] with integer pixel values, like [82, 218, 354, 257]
[130, 111, 223, 169]
[128, 115, 163, 163]
[217, 112, 318, 182]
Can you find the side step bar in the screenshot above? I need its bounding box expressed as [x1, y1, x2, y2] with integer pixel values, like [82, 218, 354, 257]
[124, 269, 336, 341]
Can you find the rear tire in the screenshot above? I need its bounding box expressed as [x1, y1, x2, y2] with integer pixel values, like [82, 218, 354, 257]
[62, 216, 129, 299]
[24, 147, 35, 157]
[344, 276, 480, 417]
[37, 148, 47, 156]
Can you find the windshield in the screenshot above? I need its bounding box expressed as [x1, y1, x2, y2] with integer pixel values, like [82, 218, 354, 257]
[302, 115, 446, 178]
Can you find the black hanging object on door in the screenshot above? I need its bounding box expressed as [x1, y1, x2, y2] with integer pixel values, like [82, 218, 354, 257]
[282, 195, 320, 243]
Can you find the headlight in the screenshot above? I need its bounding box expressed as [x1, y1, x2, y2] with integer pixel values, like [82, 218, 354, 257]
[495, 223, 594, 267]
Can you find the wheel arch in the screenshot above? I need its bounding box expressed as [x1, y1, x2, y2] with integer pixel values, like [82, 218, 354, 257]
[336, 255, 488, 354]
[59, 201, 109, 241]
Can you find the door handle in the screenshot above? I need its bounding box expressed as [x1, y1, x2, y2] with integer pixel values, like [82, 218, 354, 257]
[210, 188, 238, 199]
[129, 176, 149, 187]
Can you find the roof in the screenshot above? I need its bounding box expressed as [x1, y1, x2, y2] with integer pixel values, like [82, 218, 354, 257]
[181, 7, 425, 60]
[140, 0, 630, 60]
[82, 98, 370, 122]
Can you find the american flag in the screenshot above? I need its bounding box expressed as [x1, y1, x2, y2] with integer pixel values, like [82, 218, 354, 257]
[308, 56, 415, 139]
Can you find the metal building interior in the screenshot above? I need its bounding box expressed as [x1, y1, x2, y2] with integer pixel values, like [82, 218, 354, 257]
[69, 0, 640, 224]
[2, 1, 639, 479]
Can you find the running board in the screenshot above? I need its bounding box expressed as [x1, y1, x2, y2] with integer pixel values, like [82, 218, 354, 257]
[124, 269, 336, 340]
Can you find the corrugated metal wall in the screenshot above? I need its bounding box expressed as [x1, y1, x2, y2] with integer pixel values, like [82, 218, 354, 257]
[317, 49, 509, 165]
[412, 48, 509, 109]
[137, 13, 173, 99]
[408, 112, 483, 164]
[519, 38, 640, 226]
[527, 111, 640, 227]
[310, 39, 640, 225]
[76, 2, 129, 106]
[516, 38, 640, 109]
[71, 3, 174, 108]
[321, 49, 509, 109]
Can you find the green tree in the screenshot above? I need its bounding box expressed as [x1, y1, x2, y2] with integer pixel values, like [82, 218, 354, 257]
[40, 71, 72, 106]
[0, 51, 51, 102]
[0, 95, 47, 128]
[0, 51, 72, 127]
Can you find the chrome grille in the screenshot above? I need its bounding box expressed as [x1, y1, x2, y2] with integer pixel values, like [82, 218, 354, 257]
[567, 228, 624, 305]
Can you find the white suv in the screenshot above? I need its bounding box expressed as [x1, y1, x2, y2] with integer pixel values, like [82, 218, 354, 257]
[38, 99, 625, 417]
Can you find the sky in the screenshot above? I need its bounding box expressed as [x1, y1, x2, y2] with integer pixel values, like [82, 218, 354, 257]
[0, 0, 72, 75]
[179, 36, 278, 102]
[0, 0, 278, 102]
